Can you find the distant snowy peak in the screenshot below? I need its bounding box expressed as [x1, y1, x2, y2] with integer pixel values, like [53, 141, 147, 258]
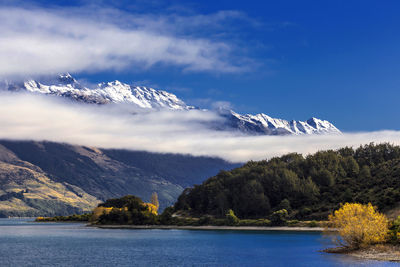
[56, 73, 79, 85]
[19, 74, 192, 110]
[97, 80, 190, 110]
[304, 117, 341, 134]
[220, 110, 341, 135]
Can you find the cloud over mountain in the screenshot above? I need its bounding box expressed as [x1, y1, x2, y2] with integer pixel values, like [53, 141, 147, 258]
[0, 92, 399, 162]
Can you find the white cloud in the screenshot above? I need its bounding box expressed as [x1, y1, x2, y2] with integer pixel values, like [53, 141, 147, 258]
[211, 101, 234, 110]
[0, 92, 399, 162]
[0, 6, 249, 78]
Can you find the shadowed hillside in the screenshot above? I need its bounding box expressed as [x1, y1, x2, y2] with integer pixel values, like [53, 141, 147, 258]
[0, 140, 238, 217]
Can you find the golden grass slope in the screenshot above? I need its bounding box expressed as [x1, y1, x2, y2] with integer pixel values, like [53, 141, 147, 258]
[0, 145, 100, 216]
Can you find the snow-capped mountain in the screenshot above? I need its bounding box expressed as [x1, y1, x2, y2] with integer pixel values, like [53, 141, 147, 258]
[218, 109, 340, 135]
[7, 73, 192, 110]
[2, 74, 341, 135]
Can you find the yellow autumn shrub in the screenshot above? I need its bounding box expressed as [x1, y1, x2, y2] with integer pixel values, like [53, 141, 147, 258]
[328, 203, 389, 248]
[143, 203, 158, 215]
[150, 192, 159, 211]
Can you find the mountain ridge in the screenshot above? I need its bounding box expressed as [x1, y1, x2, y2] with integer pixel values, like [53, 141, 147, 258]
[2, 74, 341, 136]
[0, 139, 238, 216]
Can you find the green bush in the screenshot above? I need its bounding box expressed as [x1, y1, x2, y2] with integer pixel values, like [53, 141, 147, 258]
[35, 213, 91, 222]
[298, 207, 312, 218]
[307, 220, 319, 227]
[198, 216, 212, 225]
[210, 218, 227, 226]
[388, 216, 400, 243]
[225, 209, 239, 226]
[278, 199, 291, 212]
[287, 220, 299, 226]
[160, 206, 174, 225]
[270, 209, 288, 226]
[238, 219, 271, 226]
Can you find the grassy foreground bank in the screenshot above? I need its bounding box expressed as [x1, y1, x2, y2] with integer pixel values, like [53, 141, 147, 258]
[324, 245, 400, 262]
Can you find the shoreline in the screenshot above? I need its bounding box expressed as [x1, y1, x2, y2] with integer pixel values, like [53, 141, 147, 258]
[89, 224, 328, 231]
[325, 245, 400, 262]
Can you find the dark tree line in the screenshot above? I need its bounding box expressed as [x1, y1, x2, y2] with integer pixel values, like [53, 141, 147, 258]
[174, 143, 400, 220]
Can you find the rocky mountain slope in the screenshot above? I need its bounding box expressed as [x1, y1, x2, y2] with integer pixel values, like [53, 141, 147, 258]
[0, 140, 238, 217]
[218, 109, 340, 135]
[3, 74, 341, 135]
[5, 73, 192, 110]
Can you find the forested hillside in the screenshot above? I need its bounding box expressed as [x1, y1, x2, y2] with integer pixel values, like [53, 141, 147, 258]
[175, 143, 400, 220]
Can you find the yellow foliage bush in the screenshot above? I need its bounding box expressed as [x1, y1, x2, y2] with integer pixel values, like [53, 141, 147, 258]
[143, 203, 158, 215]
[91, 202, 158, 223]
[328, 203, 389, 248]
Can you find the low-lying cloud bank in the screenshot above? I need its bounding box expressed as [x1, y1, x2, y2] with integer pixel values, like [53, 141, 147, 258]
[0, 92, 399, 162]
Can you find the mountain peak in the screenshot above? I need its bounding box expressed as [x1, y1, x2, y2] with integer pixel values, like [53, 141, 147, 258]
[306, 117, 318, 127]
[109, 80, 124, 86]
[57, 73, 77, 85]
[9, 75, 191, 110]
[219, 110, 341, 135]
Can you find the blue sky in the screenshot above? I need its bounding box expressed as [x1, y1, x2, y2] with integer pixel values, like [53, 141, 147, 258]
[1, 0, 399, 132]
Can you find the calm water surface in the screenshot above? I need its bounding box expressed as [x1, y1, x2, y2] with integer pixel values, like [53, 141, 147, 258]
[0, 218, 396, 266]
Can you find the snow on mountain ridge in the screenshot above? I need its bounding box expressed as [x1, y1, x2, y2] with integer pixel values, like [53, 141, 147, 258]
[3, 74, 341, 136]
[222, 110, 340, 135]
[20, 74, 191, 110]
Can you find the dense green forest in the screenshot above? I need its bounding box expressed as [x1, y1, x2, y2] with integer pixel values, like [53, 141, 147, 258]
[174, 143, 400, 220]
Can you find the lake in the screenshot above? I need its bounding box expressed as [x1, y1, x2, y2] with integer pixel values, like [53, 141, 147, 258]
[0, 219, 396, 266]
